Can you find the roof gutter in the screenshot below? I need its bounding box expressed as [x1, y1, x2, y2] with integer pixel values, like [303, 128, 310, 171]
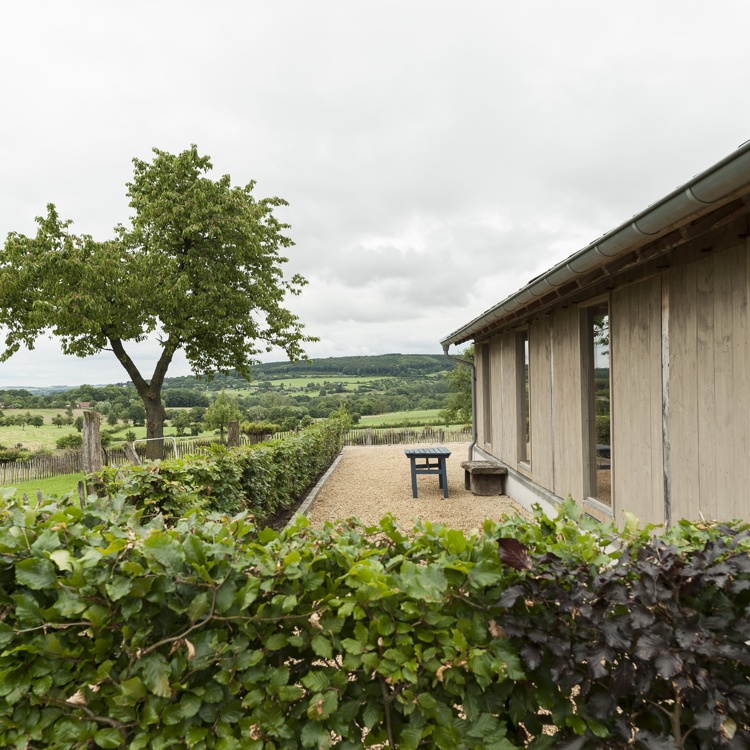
[441, 139, 750, 347]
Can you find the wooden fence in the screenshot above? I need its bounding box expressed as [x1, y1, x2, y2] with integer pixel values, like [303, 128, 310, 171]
[0, 452, 83, 486]
[343, 427, 471, 446]
[0, 429, 471, 486]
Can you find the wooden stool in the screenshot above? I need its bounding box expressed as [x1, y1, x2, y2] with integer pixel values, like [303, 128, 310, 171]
[460, 461, 507, 496]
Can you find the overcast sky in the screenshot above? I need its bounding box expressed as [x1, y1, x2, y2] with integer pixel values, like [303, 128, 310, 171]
[2, 1, 750, 388]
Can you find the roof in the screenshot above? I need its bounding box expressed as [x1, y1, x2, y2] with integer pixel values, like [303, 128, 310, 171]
[441, 140, 750, 348]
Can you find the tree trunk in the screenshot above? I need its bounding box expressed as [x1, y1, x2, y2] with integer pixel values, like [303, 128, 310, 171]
[227, 420, 240, 447]
[144, 395, 167, 460]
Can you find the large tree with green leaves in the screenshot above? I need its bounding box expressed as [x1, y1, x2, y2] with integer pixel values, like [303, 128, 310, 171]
[439, 345, 474, 426]
[0, 146, 314, 458]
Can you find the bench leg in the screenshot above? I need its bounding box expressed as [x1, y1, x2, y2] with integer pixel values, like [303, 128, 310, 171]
[410, 459, 418, 498]
[464, 469, 471, 490]
[441, 460, 449, 499]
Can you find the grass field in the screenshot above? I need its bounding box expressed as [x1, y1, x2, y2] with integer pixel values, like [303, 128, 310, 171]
[357, 409, 453, 427]
[0, 409, 217, 453]
[0, 408, 88, 452]
[229, 375, 400, 394]
[1, 473, 85, 496]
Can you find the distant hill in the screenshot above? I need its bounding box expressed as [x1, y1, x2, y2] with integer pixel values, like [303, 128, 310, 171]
[160, 353, 454, 390]
[252, 353, 452, 379]
[3, 355, 455, 395]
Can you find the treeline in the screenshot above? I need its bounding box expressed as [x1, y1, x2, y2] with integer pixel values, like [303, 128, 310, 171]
[251, 353, 452, 378]
[1, 377, 457, 435]
[160, 353, 454, 391]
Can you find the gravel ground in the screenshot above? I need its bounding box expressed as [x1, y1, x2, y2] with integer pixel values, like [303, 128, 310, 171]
[307, 443, 529, 534]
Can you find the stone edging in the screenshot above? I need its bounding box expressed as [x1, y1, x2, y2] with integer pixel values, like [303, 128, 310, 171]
[285, 449, 345, 529]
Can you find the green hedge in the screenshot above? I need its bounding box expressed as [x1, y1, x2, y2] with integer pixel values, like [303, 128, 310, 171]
[96, 416, 347, 523]
[0, 496, 748, 749]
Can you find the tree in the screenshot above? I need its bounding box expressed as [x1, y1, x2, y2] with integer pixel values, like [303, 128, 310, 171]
[0, 146, 314, 459]
[51, 414, 66, 428]
[171, 410, 192, 437]
[203, 390, 243, 442]
[439, 346, 474, 426]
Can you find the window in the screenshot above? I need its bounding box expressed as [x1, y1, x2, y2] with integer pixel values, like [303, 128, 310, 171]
[516, 330, 531, 465]
[583, 301, 611, 504]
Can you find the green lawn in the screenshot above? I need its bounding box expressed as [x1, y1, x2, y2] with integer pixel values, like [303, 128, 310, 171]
[0, 412, 217, 453]
[1, 472, 85, 497]
[357, 409, 454, 427]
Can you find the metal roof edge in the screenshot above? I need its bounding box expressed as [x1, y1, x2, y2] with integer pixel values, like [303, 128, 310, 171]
[441, 140, 750, 348]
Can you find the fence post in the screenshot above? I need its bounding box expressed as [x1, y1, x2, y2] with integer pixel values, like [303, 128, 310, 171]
[82, 411, 103, 474]
[122, 442, 142, 466]
[227, 421, 240, 448]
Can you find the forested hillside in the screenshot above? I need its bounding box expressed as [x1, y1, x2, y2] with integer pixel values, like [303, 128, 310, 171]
[0, 354, 463, 436]
[162, 353, 453, 390]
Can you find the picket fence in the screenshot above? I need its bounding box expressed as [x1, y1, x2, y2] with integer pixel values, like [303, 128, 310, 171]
[344, 427, 471, 446]
[0, 429, 470, 485]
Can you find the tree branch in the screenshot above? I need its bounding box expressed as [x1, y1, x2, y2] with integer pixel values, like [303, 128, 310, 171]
[109, 338, 149, 396]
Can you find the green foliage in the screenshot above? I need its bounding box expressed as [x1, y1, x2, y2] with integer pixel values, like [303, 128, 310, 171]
[203, 390, 243, 440]
[439, 345, 473, 426]
[240, 420, 282, 436]
[98, 417, 347, 523]
[0, 146, 315, 451]
[0, 496, 747, 749]
[55, 433, 83, 450]
[0, 448, 30, 463]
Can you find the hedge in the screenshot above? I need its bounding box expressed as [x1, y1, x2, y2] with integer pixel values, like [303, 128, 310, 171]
[95, 416, 347, 523]
[0, 496, 748, 749]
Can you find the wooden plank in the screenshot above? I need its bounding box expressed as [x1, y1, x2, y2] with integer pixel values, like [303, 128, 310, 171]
[730, 243, 749, 520]
[611, 285, 631, 520]
[552, 307, 584, 501]
[648, 275, 665, 526]
[611, 278, 664, 526]
[497, 332, 517, 462]
[713, 249, 734, 521]
[530, 317, 554, 490]
[696, 255, 717, 521]
[669, 260, 699, 521]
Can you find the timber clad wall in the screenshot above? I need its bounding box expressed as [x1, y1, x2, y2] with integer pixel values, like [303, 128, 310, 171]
[611, 275, 664, 525]
[668, 239, 750, 523]
[529, 317, 554, 490]
[477, 226, 750, 525]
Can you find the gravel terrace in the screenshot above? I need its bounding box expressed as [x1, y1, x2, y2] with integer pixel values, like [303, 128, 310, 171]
[306, 442, 529, 534]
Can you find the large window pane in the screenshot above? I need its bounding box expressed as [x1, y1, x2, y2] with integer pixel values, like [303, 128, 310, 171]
[586, 303, 611, 504]
[517, 331, 531, 464]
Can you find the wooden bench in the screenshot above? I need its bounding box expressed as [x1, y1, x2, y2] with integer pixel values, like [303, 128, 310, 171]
[460, 461, 507, 496]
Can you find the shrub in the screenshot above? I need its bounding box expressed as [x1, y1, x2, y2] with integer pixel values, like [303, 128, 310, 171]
[240, 420, 282, 437]
[0, 448, 30, 463]
[0, 497, 747, 749]
[55, 433, 83, 450]
[98, 416, 347, 523]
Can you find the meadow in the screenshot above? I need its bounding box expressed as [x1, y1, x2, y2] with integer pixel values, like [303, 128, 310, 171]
[229, 374, 397, 394]
[0, 410, 215, 453]
[357, 408, 452, 427]
[1, 472, 84, 496]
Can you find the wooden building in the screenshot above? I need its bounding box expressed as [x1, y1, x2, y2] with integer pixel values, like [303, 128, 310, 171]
[442, 142, 750, 526]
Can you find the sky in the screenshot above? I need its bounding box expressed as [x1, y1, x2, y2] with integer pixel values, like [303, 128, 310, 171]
[2, 0, 750, 388]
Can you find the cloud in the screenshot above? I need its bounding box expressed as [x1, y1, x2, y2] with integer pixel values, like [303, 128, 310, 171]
[3, 0, 750, 386]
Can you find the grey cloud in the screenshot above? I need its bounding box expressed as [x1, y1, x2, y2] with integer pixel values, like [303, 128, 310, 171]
[3, 0, 750, 387]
